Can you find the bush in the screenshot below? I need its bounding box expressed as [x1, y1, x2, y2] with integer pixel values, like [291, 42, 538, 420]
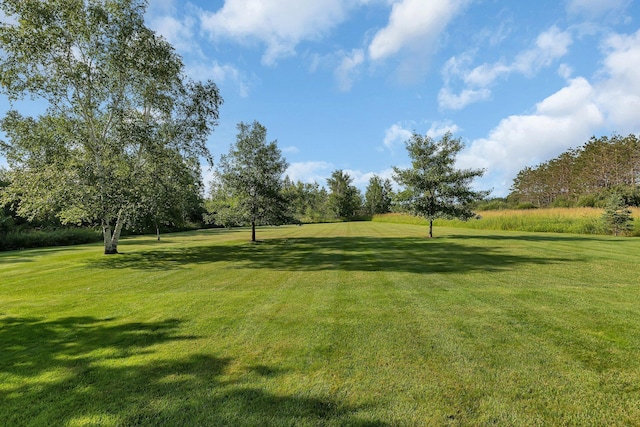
[514, 203, 537, 210]
[0, 228, 102, 251]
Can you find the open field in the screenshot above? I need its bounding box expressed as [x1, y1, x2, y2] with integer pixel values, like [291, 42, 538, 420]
[2, 222, 640, 426]
[375, 207, 640, 236]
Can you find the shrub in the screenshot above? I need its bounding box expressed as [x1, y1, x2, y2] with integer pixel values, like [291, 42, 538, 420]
[0, 228, 102, 251]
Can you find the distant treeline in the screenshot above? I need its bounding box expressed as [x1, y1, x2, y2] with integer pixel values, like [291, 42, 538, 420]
[509, 134, 640, 208]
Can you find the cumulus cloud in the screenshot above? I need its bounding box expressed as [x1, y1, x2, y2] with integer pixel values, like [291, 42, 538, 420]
[147, 0, 200, 54]
[459, 76, 615, 195]
[440, 26, 573, 110]
[426, 120, 461, 138]
[595, 30, 640, 132]
[438, 87, 491, 110]
[383, 123, 413, 152]
[459, 28, 640, 196]
[285, 161, 334, 184]
[200, 0, 354, 65]
[368, 0, 467, 61]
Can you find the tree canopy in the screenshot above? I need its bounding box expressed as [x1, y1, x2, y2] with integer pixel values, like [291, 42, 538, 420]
[0, 0, 222, 253]
[211, 121, 289, 242]
[327, 170, 362, 220]
[510, 134, 640, 208]
[393, 132, 488, 237]
[364, 175, 393, 215]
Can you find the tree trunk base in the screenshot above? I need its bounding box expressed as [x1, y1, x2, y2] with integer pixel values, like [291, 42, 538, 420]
[104, 248, 118, 255]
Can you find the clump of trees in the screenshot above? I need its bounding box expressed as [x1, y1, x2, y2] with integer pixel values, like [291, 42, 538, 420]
[0, 0, 222, 254]
[509, 134, 640, 208]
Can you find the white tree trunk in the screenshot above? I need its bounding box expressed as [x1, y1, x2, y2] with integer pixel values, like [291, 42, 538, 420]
[103, 210, 125, 254]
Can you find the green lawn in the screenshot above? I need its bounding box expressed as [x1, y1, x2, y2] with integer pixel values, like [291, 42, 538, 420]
[1, 222, 640, 426]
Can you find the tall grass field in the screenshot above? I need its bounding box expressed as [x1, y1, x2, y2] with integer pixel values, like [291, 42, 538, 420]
[375, 207, 640, 236]
[2, 222, 640, 425]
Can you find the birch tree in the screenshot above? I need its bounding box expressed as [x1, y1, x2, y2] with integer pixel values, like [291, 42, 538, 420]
[0, 0, 222, 253]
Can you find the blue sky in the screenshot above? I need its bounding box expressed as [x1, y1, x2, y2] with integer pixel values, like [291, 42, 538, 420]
[2, 0, 640, 197]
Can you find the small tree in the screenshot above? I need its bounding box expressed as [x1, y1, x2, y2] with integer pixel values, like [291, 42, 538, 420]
[214, 121, 289, 242]
[327, 170, 362, 220]
[602, 194, 634, 236]
[393, 132, 489, 238]
[365, 175, 393, 215]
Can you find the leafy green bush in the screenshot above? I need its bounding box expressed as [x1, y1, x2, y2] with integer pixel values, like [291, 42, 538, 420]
[0, 228, 102, 251]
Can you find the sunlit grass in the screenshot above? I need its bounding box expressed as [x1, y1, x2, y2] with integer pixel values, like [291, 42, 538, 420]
[2, 223, 640, 425]
[375, 207, 640, 235]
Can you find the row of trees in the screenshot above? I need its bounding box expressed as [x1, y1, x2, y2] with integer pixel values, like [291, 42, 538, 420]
[509, 134, 640, 207]
[203, 121, 397, 240]
[204, 122, 487, 240]
[0, 0, 490, 252]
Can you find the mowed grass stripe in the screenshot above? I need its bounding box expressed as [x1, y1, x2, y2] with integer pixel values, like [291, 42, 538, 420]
[1, 222, 640, 425]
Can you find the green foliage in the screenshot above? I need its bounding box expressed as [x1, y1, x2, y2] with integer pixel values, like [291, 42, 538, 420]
[327, 170, 362, 220]
[0, 228, 101, 251]
[393, 131, 489, 237]
[211, 121, 289, 241]
[376, 206, 640, 236]
[281, 177, 332, 223]
[0, 0, 222, 254]
[601, 194, 634, 236]
[364, 175, 393, 215]
[510, 134, 640, 207]
[473, 197, 511, 211]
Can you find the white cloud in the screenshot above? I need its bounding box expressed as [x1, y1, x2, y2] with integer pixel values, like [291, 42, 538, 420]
[439, 26, 573, 110]
[149, 14, 198, 53]
[146, 0, 201, 54]
[458, 77, 604, 195]
[383, 123, 413, 152]
[595, 30, 640, 132]
[426, 120, 461, 138]
[186, 61, 254, 98]
[285, 161, 333, 184]
[438, 87, 491, 110]
[512, 26, 573, 76]
[334, 49, 365, 92]
[200, 0, 354, 65]
[368, 0, 466, 61]
[457, 29, 640, 196]
[282, 146, 300, 154]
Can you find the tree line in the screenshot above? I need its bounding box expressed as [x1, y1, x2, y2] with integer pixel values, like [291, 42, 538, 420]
[509, 134, 640, 208]
[0, 0, 488, 252]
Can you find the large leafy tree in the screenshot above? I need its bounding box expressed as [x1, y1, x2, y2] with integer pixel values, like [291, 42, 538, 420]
[393, 132, 489, 238]
[327, 170, 362, 220]
[364, 175, 393, 215]
[213, 121, 289, 242]
[0, 0, 222, 254]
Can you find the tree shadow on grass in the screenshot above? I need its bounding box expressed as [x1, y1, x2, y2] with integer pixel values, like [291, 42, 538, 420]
[90, 236, 575, 274]
[0, 316, 388, 426]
